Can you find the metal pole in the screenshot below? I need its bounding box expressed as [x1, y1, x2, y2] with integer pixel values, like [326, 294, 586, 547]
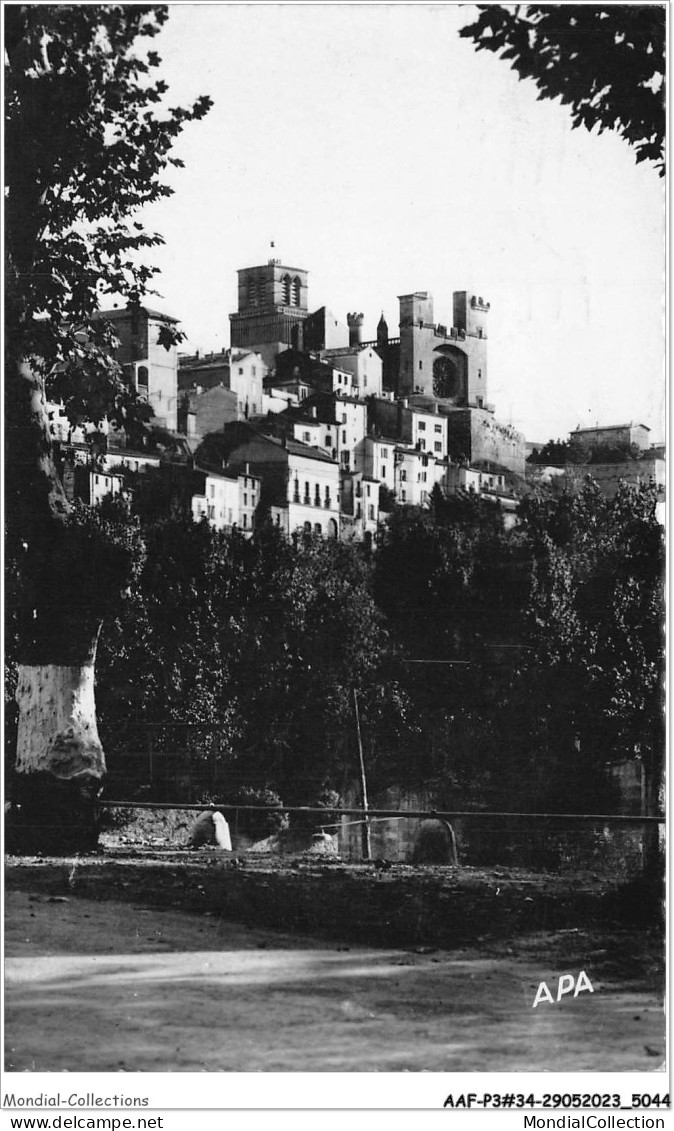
[353, 688, 371, 861]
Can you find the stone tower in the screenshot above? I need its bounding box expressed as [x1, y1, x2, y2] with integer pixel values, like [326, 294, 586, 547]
[397, 289, 489, 406]
[346, 312, 364, 347]
[229, 259, 309, 371]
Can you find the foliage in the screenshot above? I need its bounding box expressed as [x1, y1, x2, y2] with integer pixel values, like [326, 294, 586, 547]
[528, 438, 645, 466]
[460, 5, 665, 175]
[95, 518, 411, 802]
[522, 480, 664, 771]
[5, 5, 211, 384]
[54, 480, 664, 832]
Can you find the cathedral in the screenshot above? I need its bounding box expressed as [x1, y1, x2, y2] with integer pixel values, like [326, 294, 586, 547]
[228, 257, 525, 477]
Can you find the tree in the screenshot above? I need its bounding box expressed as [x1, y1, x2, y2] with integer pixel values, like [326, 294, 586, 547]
[520, 480, 665, 828]
[5, 6, 211, 850]
[460, 6, 665, 175]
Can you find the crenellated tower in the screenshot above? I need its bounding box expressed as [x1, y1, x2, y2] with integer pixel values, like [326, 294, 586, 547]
[397, 288, 489, 407]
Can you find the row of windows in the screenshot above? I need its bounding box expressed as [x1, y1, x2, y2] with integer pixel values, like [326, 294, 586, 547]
[204, 504, 251, 529]
[292, 480, 336, 508]
[398, 490, 428, 504]
[399, 469, 430, 484]
[209, 483, 258, 502]
[416, 422, 443, 433]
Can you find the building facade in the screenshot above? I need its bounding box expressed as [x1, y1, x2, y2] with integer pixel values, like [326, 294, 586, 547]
[93, 305, 180, 432]
[229, 259, 310, 371]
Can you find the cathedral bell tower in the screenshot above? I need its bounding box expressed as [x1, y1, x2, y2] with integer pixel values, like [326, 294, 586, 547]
[229, 259, 309, 371]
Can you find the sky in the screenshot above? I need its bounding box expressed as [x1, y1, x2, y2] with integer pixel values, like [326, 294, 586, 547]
[134, 2, 666, 444]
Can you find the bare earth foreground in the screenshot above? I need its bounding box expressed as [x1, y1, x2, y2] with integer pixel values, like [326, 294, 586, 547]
[5, 889, 664, 1073]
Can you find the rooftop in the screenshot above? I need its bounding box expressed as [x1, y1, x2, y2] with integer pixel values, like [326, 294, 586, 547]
[95, 306, 179, 324]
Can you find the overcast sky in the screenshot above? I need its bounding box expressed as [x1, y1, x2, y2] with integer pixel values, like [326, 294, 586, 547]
[136, 3, 665, 444]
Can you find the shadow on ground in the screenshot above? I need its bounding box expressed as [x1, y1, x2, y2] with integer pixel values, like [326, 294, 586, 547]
[5, 890, 665, 1073]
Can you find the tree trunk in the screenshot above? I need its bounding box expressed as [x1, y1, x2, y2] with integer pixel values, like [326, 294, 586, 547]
[6, 356, 112, 853]
[9, 623, 107, 855]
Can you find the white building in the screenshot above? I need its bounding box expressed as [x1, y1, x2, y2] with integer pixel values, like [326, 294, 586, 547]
[321, 344, 383, 399]
[360, 435, 398, 497]
[226, 432, 341, 538]
[190, 466, 261, 535]
[340, 471, 381, 542]
[394, 446, 440, 508]
[228, 349, 266, 418]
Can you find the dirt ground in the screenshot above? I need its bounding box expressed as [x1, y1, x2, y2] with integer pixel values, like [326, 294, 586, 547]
[4, 889, 665, 1073]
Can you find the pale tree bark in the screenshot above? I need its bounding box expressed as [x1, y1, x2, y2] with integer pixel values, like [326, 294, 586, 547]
[6, 356, 123, 853]
[15, 661, 105, 779]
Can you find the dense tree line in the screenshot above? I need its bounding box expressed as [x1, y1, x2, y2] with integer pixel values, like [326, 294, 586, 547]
[527, 438, 647, 466]
[10, 479, 662, 823]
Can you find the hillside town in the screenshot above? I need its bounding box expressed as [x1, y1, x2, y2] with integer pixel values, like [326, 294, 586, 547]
[47, 255, 665, 538]
[5, 3, 665, 1085]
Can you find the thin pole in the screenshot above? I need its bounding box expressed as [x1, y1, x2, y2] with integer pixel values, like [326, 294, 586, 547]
[353, 688, 371, 860]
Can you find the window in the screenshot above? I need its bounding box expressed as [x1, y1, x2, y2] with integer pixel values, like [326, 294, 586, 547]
[238, 367, 244, 376]
[282, 275, 291, 305]
[208, 505, 215, 519]
[292, 277, 301, 306]
[304, 481, 310, 502]
[243, 513, 248, 528]
[293, 478, 300, 502]
[342, 414, 347, 424]
[356, 503, 362, 518]
[434, 424, 442, 433]
[368, 505, 375, 520]
[418, 422, 426, 431]
[419, 360, 423, 370]
[94, 475, 99, 485]
[400, 470, 407, 481]
[434, 442, 442, 452]
[243, 493, 248, 506]
[325, 486, 331, 508]
[314, 523, 322, 535]
[325, 433, 332, 445]
[303, 431, 311, 442]
[315, 484, 321, 506]
[341, 452, 349, 467]
[366, 484, 371, 496]
[401, 490, 407, 502]
[342, 430, 347, 444]
[252, 366, 256, 376]
[363, 375, 367, 387]
[381, 448, 387, 460]
[421, 472, 427, 483]
[209, 484, 215, 498]
[419, 439, 426, 451]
